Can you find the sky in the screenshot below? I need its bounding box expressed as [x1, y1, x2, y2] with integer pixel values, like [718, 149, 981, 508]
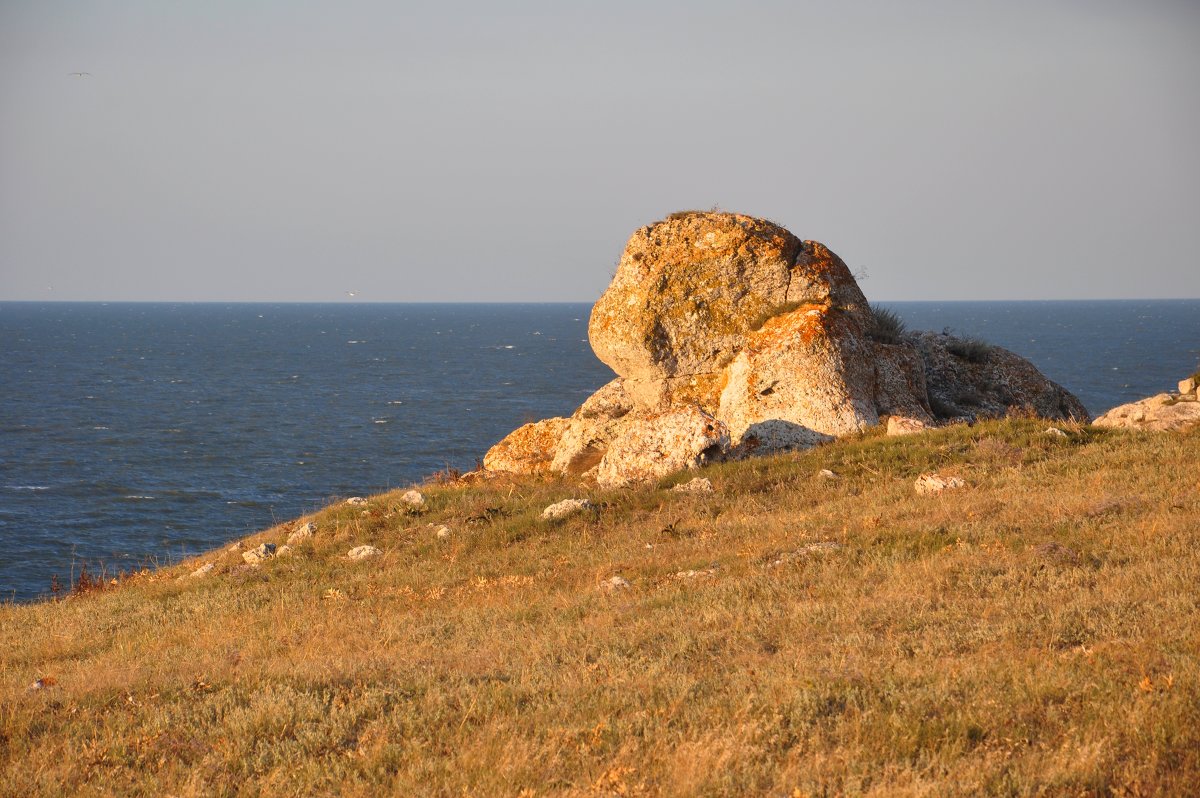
[1, 0, 1197, 302]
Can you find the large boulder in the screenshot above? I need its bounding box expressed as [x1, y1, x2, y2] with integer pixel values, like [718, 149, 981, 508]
[589, 212, 869, 411]
[482, 211, 1090, 483]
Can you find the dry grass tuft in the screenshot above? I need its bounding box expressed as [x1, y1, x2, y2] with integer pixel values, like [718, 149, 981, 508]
[2, 419, 1198, 795]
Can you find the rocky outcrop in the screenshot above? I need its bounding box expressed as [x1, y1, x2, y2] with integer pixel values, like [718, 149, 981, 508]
[484, 211, 1089, 485]
[1092, 376, 1200, 431]
[913, 332, 1088, 422]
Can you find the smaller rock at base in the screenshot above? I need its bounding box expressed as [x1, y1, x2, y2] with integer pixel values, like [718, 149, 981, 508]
[1179, 376, 1198, 396]
[1044, 427, 1068, 438]
[400, 489, 425, 507]
[672, 477, 714, 494]
[818, 469, 839, 480]
[190, 563, 215, 578]
[242, 543, 276, 564]
[347, 545, 381, 561]
[887, 416, 929, 436]
[599, 575, 630, 592]
[276, 545, 293, 558]
[914, 473, 965, 495]
[227, 542, 243, 553]
[434, 525, 452, 540]
[542, 498, 594, 520]
[345, 497, 368, 506]
[287, 522, 317, 545]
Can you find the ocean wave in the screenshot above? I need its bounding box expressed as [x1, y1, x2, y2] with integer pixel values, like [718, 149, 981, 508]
[5, 485, 51, 491]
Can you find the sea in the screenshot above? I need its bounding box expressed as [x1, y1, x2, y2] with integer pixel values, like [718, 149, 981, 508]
[2, 300, 1198, 602]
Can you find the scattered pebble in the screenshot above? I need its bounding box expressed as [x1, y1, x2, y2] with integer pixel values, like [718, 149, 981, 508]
[673, 565, 719, 579]
[818, 469, 839, 480]
[766, 541, 843, 568]
[434, 525, 452, 540]
[288, 522, 317, 545]
[914, 473, 965, 495]
[347, 545, 381, 561]
[542, 498, 594, 520]
[242, 543, 276, 564]
[599, 575, 630, 592]
[400, 489, 425, 507]
[190, 563, 215, 578]
[345, 497, 368, 506]
[1044, 427, 1069, 438]
[672, 477, 714, 493]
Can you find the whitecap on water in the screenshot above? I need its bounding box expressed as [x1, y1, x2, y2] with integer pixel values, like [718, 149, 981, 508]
[6, 485, 50, 491]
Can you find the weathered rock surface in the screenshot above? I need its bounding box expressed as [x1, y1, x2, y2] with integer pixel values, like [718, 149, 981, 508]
[1093, 384, 1200, 432]
[347, 545, 381, 561]
[288, 522, 317, 545]
[483, 417, 571, 475]
[400, 490, 425, 507]
[672, 477, 714, 493]
[915, 474, 965, 495]
[483, 211, 1089, 485]
[242, 543, 276, 564]
[550, 379, 634, 476]
[718, 304, 877, 452]
[913, 332, 1088, 423]
[595, 407, 728, 488]
[589, 213, 869, 412]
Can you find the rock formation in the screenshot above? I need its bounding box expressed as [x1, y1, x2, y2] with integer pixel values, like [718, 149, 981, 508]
[484, 211, 1089, 486]
[1092, 374, 1200, 431]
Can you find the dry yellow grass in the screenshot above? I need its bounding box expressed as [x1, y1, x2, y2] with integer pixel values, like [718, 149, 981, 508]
[2, 419, 1197, 796]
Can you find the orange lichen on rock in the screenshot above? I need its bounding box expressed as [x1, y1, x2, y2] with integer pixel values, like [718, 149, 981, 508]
[482, 417, 571, 475]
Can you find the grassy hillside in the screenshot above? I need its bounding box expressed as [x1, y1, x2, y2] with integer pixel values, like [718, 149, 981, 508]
[2, 419, 1198, 796]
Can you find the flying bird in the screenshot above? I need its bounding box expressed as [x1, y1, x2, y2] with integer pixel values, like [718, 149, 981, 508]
[67, 72, 92, 77]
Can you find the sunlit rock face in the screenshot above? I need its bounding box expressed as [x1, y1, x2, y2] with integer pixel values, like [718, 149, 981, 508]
[483, 211, 1089, 484]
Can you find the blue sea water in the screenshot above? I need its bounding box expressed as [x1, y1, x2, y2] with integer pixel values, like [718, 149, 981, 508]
[2, 300, 1198, 602]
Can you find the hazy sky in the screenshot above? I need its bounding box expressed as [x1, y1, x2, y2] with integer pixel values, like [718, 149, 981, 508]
[1, 1, 1197, 302]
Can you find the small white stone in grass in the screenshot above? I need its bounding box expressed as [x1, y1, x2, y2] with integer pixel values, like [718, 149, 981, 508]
[400, 489, 425, 507]
[1044, 427, 1069, 438]
[242, 543, 276, 564]
[672, 477, 713, 493]
[347, 545, 381, 561]
[227, 542, 243, 553]
[435, 525, 451, 540]
[190, 563, 215, 578]
[599, 575, 630, 592]
[673, 566, 718, 579]
[914, 473, 965, 495]
[542, 498, 594, 520]
[288, 521, 317, 545]
[345, 496, 368, 506]
[818, 469, 838, 480]
[276, 545, 293, 557]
